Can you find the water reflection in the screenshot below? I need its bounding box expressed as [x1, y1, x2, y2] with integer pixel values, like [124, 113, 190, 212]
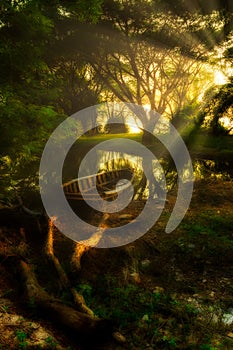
[63, 146, 177, 213]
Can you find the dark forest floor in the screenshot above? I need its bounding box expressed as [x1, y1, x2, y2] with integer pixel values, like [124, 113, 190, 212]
[0, 178, 233, 349]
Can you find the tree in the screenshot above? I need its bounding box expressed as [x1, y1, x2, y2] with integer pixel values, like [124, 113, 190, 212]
[0, 0, 106, 201]
[199, 79, 233, 135]
[49, 58, 102, 115]
[90, 37, 202, 116]
[76, 1, 206, 146]
[0, 1, 117, 344]
[0, 0, 61, 203]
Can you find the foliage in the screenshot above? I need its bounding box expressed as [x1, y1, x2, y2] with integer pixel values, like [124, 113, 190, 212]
[0, 99, 63, 203]
[199, 79, 233, 135]
[16, 329, 28, 350]
[0, 0, 105, 204]
[76, 274, 231, 349]
[58, 0, 103, 23]
[45, 336, 58, 348]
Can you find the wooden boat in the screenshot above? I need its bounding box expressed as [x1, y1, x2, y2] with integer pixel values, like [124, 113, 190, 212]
[63, 168, 134, 201]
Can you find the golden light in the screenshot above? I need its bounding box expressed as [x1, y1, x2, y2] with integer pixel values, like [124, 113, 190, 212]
[127, 124, 142, 133]
[126, 104, 155, 133]
[126, 116, 143, 134]
[126, 103, 154, 133]
[219, 116, 233, 135]
[214, 70, 228, 85]
[143, 104, 151, 112]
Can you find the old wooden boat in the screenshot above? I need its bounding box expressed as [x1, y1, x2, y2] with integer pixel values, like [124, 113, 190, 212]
[63, 168, 134, 201]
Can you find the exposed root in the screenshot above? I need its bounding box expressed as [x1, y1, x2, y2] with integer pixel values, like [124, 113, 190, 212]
[45, 219, 68, 287]
[45, 219, 94, 316]
[71, 242, 89, 271]
[16, 194, 43, 216]
[70, 287, 95, 317]
[19, 260, 111, 342]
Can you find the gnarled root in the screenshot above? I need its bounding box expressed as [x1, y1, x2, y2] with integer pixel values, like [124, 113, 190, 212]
[71, 242, 89, 271]
[45, 219, 94, 316]
[19, 260, 112, 343]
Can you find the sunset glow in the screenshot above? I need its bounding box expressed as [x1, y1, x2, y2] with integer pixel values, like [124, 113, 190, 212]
[214, 70, 228, 85]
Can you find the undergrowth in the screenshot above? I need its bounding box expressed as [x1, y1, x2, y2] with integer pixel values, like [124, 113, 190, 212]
[76, 278, 232, 349]
[75, 210, 233, 349]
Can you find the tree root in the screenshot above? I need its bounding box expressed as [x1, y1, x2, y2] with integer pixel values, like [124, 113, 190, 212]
[71, 242, 89, 272]
[45, 219, 94, 317]
[16, 194, 43, 216]
[19, 260, 112, 343]
[0, 211, 127, 348]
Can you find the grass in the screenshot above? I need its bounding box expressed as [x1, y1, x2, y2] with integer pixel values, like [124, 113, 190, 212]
[176, 212, 233, 263]
[45, 336, 58, 348]
[79, 243, 232, 348]
[79, 133, 144, 157]
[189, 133, 233, 159]
[78, 130, 233, 156]
[79, 132, 142, 143]
[75, 276, 232, 349]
